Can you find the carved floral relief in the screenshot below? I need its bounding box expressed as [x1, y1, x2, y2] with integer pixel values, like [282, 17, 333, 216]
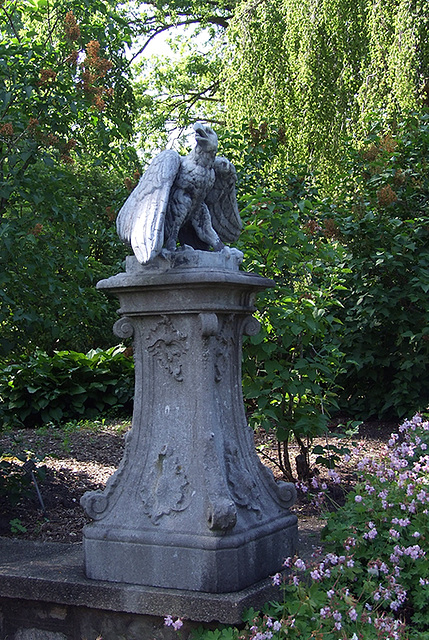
[140, 444, 191, 524]
[146, 315, 188, 381]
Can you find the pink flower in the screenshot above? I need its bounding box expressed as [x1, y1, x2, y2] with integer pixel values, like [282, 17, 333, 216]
[404, 544, 424, 559]
[165, 615, 183, 630]
[328, 469, 341, 484]
[296, 482, 308, 493]
[348, 608, 358, 621]
[355, 495, 363, 503]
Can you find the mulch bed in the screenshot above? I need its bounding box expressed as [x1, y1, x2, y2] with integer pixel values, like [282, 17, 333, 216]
[0, 419, 395, 543]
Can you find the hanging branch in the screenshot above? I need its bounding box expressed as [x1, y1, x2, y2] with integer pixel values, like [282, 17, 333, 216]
[129, 16, 230, 63]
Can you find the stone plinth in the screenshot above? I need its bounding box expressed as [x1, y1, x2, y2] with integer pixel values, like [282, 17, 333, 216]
[81, 249, 297, 593]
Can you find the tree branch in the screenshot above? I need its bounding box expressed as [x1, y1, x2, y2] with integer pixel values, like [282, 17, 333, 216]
[129, 15, 230, 62]
[143, 0, 235, 10]
[1, 5, 21, 42]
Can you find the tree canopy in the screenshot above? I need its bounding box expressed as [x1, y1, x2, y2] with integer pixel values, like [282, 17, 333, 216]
[223, 0, 429, 172]
[0, 0, 139, 358]
[1, 0, 429, 427]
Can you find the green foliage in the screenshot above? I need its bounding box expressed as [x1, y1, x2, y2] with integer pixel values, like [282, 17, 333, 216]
[217, 113, 429, 448]
[218, 126, 346, 478]
[323, 415, 429, 631]
[0, 0, 135, 197]
[0, 450, 45, 507]
[224, 0, 429, 174]
[9, 518, 28, 534]
[328, 111, 429, 419]
[192, 626, 238, 640]
[312, 437, 353, 471]
[0, 346, 134, 427]
[192, 555, 409, 638]
[0, 0, 139, 359]
[133, 35, 225, 154]
[191, 416, 429, 640]
[0, 161, 131, 358]
[120, 0, 238, 151]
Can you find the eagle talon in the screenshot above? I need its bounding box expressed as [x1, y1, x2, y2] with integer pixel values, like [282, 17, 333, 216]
[214, 241, 225, 253]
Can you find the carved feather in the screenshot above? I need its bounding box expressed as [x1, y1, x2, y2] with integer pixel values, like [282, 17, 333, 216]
[206, 157, 242, 244]
[116, 149, 181, 264]
[116, 125, 242, 264]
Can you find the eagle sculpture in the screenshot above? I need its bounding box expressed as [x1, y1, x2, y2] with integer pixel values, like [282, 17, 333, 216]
[116, 123, 242, 264]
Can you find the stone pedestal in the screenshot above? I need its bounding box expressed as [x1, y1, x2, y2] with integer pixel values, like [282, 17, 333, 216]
[81, 249, 297, 594]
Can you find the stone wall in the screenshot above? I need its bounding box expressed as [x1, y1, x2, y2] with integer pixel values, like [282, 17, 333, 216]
[0, 597, 198, 640]
[0, 538, 279, 640]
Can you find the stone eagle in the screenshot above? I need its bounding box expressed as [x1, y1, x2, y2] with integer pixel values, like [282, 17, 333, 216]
[116, 123, 242, 264]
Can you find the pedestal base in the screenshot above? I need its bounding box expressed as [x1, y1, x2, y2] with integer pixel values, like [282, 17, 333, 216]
[82, 250, 297, 593]
[83, 514, 297, 593]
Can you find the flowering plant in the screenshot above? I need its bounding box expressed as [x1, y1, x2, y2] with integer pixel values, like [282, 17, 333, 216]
[322, 414, 429, 631]
[233, 545, 409, 640]
[189, 415, 429, 640]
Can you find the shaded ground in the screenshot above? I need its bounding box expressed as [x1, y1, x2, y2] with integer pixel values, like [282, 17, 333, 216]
[0, 419, 395, 544]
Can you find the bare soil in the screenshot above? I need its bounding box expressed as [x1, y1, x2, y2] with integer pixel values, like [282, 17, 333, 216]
[0, 419, 395, 544]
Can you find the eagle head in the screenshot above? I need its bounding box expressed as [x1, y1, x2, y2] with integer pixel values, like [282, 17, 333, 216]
[193, 122, 218, 154]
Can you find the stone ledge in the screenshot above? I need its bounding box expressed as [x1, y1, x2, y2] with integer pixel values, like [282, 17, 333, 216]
[0, 537, 281, 625]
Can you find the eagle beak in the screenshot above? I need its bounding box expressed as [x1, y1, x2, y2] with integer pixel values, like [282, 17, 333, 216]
[194, 122, 208, 141]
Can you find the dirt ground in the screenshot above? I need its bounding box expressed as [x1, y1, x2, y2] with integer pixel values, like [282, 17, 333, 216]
[0, 418, 395, 544]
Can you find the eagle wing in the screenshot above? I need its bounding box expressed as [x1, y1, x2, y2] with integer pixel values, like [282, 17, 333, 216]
[116, 149, 181, 264]
[205, 156, 242, 244]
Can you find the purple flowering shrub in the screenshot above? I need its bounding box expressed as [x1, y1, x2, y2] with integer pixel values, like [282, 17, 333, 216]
[186, 415, 429, 640]
[189, 548, 409, 640]
[322, 414, 429, 632]
[258, 554, 408, 640]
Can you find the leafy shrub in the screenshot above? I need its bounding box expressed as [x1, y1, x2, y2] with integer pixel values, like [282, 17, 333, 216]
[218, 556, 409, 639]
[222, 114, 429, 424]
[323, 413, 429, 632]
[186, 415, 429, 640]
[0, 452, 45, 507]
[0, 346, 134, 427]
[219, 127, 347, 480]
[326, 111, 429, 419]
[0, 162, 131, 361]
[0, 0, 138, 361]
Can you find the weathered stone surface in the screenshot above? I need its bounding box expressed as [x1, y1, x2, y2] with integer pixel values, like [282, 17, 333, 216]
[0, 537, 284, 624]
[116, 124, 242, 264]
[14, 630, 67, 640]
[81, 250, 297, 593]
